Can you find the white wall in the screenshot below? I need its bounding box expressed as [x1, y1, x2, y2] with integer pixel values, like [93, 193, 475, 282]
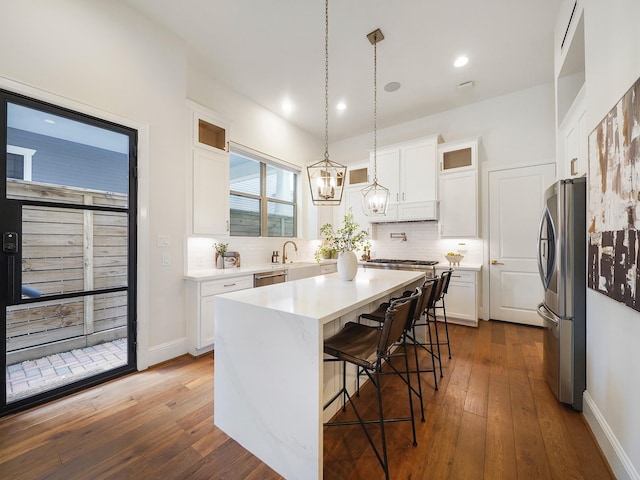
[582, 1, 640, 478]
[187, 66, 321, 170]
[330, 82, 556, 319]
[0, 0, 321, 366]
[330, 82, 555, 167]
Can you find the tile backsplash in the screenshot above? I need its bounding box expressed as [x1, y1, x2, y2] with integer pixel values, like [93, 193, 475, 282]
[186, 221, 482, 273]
[186, 236, 320, 273]
[369, 222, 482, 265]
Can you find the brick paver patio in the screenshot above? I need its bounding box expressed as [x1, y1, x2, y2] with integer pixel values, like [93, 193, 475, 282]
[6, 338, 128, 403]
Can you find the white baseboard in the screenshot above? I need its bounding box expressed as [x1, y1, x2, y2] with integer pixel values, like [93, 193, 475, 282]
[583, 391, 640, 480]
[146, 337, 189, 367]
[448, 317, 478, 328]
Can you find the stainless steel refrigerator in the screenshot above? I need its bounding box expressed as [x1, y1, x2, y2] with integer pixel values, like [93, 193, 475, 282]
[536, 177, 586, 411]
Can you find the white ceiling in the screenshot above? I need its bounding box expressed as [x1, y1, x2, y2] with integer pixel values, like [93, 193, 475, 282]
[124, 0, 561, 142]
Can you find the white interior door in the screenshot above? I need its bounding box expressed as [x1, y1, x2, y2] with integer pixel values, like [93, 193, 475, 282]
[489, 163, 555, 325]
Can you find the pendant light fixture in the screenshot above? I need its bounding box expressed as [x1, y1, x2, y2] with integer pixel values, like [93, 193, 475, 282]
[307, 0, 347, 206]
[361, 28, 390, 216]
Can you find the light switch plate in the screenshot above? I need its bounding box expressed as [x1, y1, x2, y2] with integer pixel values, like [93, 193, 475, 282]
[157, 235, 170, 247]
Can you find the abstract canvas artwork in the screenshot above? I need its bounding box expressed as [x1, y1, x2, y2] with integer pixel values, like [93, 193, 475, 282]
[588, 76, 640, 310]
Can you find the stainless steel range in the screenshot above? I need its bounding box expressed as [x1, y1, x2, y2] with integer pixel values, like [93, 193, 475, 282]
[363, 259, 439, 278]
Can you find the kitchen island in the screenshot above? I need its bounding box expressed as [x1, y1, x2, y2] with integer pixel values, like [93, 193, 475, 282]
[214, 268, 424, 479]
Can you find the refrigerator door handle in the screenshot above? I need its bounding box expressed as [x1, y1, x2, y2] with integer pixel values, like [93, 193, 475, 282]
[537, 213, 545, 285]
[537, 206, 556, 290]
[537, 302, 559, 326]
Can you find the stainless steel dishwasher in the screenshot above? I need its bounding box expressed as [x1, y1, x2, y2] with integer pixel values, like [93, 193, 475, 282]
[253, 269, 287, 287]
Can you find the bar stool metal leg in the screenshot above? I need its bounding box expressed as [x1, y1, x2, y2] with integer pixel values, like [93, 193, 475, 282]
[323, 292, 420, 479]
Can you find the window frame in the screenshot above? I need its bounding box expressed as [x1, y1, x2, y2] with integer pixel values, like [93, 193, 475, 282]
[229, 145, 299, 238]
[6, 145, 35, 181]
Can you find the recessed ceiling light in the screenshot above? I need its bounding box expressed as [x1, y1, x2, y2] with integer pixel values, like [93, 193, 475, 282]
[454, 56, 469, 68]
[384, 81, 401, 92]
[336, 102, 346, 111]
[43, 118, 56, 124]
[281, 100, 294, 114]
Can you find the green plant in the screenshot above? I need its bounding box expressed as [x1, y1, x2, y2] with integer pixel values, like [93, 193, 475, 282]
[314, 242, 338, 263]
[360, 240, 371, 261]
[214, 242, 228, 255]
[314, 208, 368, 263]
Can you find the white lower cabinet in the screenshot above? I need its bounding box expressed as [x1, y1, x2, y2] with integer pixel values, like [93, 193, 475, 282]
[319, 263, 337, 275]
[186, 275, 253, 355]
[287, 264, 321, 281]
[436, 268, 478, 327]
[288, 262, 337, 281]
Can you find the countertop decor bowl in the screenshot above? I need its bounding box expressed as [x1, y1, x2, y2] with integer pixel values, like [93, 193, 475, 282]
[445, 254, 463, 266]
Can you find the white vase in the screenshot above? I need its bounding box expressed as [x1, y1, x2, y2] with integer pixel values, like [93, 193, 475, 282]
[337, 251, 358, 281]
[216, 254, 224, 269]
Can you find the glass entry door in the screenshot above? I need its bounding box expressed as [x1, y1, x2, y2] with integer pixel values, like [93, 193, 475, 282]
[1, 91, 137, 415]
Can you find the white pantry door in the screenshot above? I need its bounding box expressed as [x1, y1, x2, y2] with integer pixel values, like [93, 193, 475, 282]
[489, 163, 555, 326]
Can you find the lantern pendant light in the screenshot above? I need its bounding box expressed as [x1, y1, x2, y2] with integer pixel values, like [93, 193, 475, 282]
[361, 28, 390, 216]
[307, 0, 347, 206]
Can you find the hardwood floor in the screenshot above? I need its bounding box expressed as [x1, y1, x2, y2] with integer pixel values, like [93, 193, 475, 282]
[0, 320, 612, 479]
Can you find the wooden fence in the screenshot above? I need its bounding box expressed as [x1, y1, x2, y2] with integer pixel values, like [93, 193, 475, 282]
[6, 179, 129, 364]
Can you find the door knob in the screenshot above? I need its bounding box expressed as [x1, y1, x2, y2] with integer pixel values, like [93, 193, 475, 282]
[491, 260, 504, 265]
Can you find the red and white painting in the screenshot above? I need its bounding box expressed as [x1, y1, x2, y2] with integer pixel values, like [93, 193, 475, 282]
[588, 76, 640, 310]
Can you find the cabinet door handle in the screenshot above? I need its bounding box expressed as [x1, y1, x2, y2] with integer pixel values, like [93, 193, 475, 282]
[402, 192, 405, 201]
[491, 260, 504, 265]
[396, 193, 399, 202]
[226, 220, 230, 231]
[223, 283, 237, 288]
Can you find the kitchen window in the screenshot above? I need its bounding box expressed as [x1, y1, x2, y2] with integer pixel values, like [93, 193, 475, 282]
[229, 145, 298, 237]
[6, 146, 35, 180]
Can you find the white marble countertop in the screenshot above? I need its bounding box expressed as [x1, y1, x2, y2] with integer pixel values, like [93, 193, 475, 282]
[184, 260, 337, 281]
[435, 263, 482, 272]
[214, 267, 425, 478]
[216, 268, 424, 324]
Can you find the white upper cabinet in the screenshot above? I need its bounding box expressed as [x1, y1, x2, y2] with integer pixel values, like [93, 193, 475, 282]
[438, 138, 479, 238]
[402, 140, 438, 203]
[439, 139, 477, 173]
[559, 86, 587, 178]
[331, 162, 371, 234]
[190, 101, 228, 153]
[343, 185, 371, 235]
[369, 135, 440, 223]
[555, 1, 585, 180]
[192, 148, 230, 235]
[187, 101, 231, 235]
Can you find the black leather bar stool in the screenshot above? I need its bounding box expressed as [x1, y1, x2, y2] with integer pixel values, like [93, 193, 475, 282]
[433, 269, 453, 359]
[358, 279, 440, 420]
[323, 290, 421, 480]
[401, 279, 440, 389]
[410, 275, 445, 379]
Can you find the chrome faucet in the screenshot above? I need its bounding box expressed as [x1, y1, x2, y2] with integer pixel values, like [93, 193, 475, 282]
[282, 240, 298, 264]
